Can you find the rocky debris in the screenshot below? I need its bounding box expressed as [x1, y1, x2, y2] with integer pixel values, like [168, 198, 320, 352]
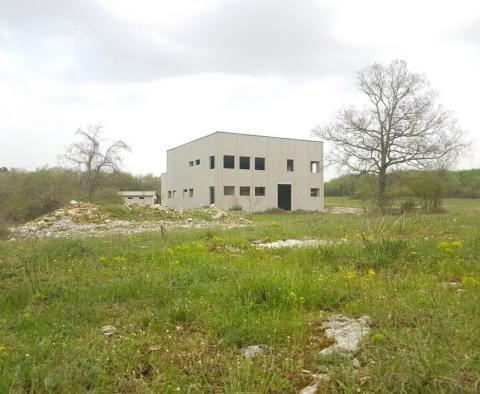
[352, 357, 361, 369]
[299, 373, 330, 394]
[329, 207, 363, 215]
[319, 315, 372, 355]
[240, 344, 267, 358]
[11, 202, 251, 239]
[253, 239, 331, 249]
[102, 325, 116, 337]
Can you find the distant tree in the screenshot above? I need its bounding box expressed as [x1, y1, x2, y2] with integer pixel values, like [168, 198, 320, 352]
[62, 124, 131, 199]
[314, 60, 466, 214]
[0, 167, 8, 172]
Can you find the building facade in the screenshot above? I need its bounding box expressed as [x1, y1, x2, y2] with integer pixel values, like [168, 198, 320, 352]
[119, 191, 157, 206]
[160, 132, 324, 212]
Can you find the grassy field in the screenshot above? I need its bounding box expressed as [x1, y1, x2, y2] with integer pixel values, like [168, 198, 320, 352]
[1, 199, 480, 393]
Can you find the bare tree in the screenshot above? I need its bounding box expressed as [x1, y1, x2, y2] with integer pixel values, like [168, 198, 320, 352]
[313, 60, 466, 214]
[62, 124, 131, 199]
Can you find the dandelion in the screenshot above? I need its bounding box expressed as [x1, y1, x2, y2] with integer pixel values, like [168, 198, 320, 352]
[367, 269, 377, 277]
[437, 241, 449, 250]
[0, 344, 6, 352]
[345, 271, 356, 280]
[451, 240, 464, 249]
[113, 256, 127, 264]
[461, 276, 480, 287]
[372, 333, 385, 344]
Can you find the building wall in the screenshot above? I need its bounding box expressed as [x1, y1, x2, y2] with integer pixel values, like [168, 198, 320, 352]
[161, 133, 218, 209]
[122, 195, 156, 206]
[161, 132, 324, 212]
[215, 133, 323, 211]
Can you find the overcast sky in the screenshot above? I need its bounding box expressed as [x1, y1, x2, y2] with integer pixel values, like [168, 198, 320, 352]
[1, 0, 479, 179]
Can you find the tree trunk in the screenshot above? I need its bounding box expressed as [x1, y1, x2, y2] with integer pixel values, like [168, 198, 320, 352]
[378, 169, 387, 215]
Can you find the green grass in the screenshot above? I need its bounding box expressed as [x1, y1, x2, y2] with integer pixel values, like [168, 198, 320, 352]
[1, 198, 480, 392]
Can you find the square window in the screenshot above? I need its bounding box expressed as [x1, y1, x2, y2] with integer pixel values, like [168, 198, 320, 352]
[224, 155, 235, 169]
[172, 190, 177, 198]
[255, 186, 266, 196]
[189, 161, 194, 167]
[310, 161, 320, 173]
[240, 186, 250, 196]
[195, 159, 200, 165]
[224, 186, 235, 196]
[183, 189, 188, 198]
[239, 156, 250, 170]
[209, 155, 215, 169]
[311, 188, 320, 197]
[255, 157, 265, 170]
[189, 188, 194, 197]
[287, 159, 294, 172]
[168, 191, 172, 198]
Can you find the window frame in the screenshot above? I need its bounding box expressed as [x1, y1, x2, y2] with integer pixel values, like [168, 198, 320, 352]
[310, 161, 320, 173]
[224, 186, 235, 196]
[209, 155, 215, 169]
[255, 157, 265, 170]
[223, 155, 235, 169]
[239, 156, 250, 170]
[310, 188, 320, 197]
[239, 186, 250, 196]
[255, 186, 266, 196]
[287, 159, 294, 172]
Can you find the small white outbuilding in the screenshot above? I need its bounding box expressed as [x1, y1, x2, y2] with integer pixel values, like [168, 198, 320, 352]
[119, 191, 157, 206]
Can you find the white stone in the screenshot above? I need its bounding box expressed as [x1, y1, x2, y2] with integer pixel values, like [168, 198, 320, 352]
[319, 315, 371, 355]
[241, 344, 266, 358]
[254, 239, 331, 249]
[102, 325, 116, 336]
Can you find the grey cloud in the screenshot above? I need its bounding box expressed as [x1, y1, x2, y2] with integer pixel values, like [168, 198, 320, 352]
[0, 0, 368, 82]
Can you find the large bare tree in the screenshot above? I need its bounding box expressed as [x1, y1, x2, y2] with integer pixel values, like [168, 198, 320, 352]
[313, 60, 466, 213]
[62, 124, 130, 199]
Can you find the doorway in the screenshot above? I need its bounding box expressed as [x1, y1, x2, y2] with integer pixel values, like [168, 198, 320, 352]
[209, 186, 215, 205]
[277, 184, 291, 211]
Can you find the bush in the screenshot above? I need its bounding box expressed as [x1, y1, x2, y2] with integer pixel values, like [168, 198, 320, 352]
[229, 204, 243, 211]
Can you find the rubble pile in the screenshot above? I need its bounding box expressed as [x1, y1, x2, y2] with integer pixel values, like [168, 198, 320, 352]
[11, 202, 251, 239]
[329, 206, 363, 215]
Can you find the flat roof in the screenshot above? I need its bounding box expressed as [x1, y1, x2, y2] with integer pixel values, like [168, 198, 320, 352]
[119, 191, 157, 196]
[167, 131, 323, 152]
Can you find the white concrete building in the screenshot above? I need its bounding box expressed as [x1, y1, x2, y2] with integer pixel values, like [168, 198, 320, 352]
[160, 131, 324, 212]
[120, 191, 157, 206]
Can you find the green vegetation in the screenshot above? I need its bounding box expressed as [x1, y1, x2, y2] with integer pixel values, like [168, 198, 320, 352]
[325, 169, 480, 213]
[0, 168, 161, 226]
[1, 199, 479, 392]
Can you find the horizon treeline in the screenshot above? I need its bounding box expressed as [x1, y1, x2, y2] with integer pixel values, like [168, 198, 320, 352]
[325, 168, 480, 211]
[0, 167, 161, 225]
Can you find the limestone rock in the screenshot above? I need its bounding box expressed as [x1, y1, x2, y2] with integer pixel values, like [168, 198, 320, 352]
[319, 315, 371, 355]
[102, 325, 116, 337]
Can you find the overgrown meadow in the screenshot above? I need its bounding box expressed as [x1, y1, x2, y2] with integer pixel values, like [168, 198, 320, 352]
[1, 198, 480, 393]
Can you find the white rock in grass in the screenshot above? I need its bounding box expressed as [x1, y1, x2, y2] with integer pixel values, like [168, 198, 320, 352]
[102, 325, 116, 337]
[319, 315, 371, 355]
[241, 344, 266, 358]
[299, 382, 319, 394]
[254, 239, 331, 249]
[299, 374, 330, 394]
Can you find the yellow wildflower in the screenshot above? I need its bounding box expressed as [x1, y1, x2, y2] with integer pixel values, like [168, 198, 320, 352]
[461, 276, 480, 287]
[98, 256, 107, 264]
[367, 269, 377, 277]
[451, 241, 464, 249]
[345, 271, 356, 280]
[0, 345, 6, 352]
